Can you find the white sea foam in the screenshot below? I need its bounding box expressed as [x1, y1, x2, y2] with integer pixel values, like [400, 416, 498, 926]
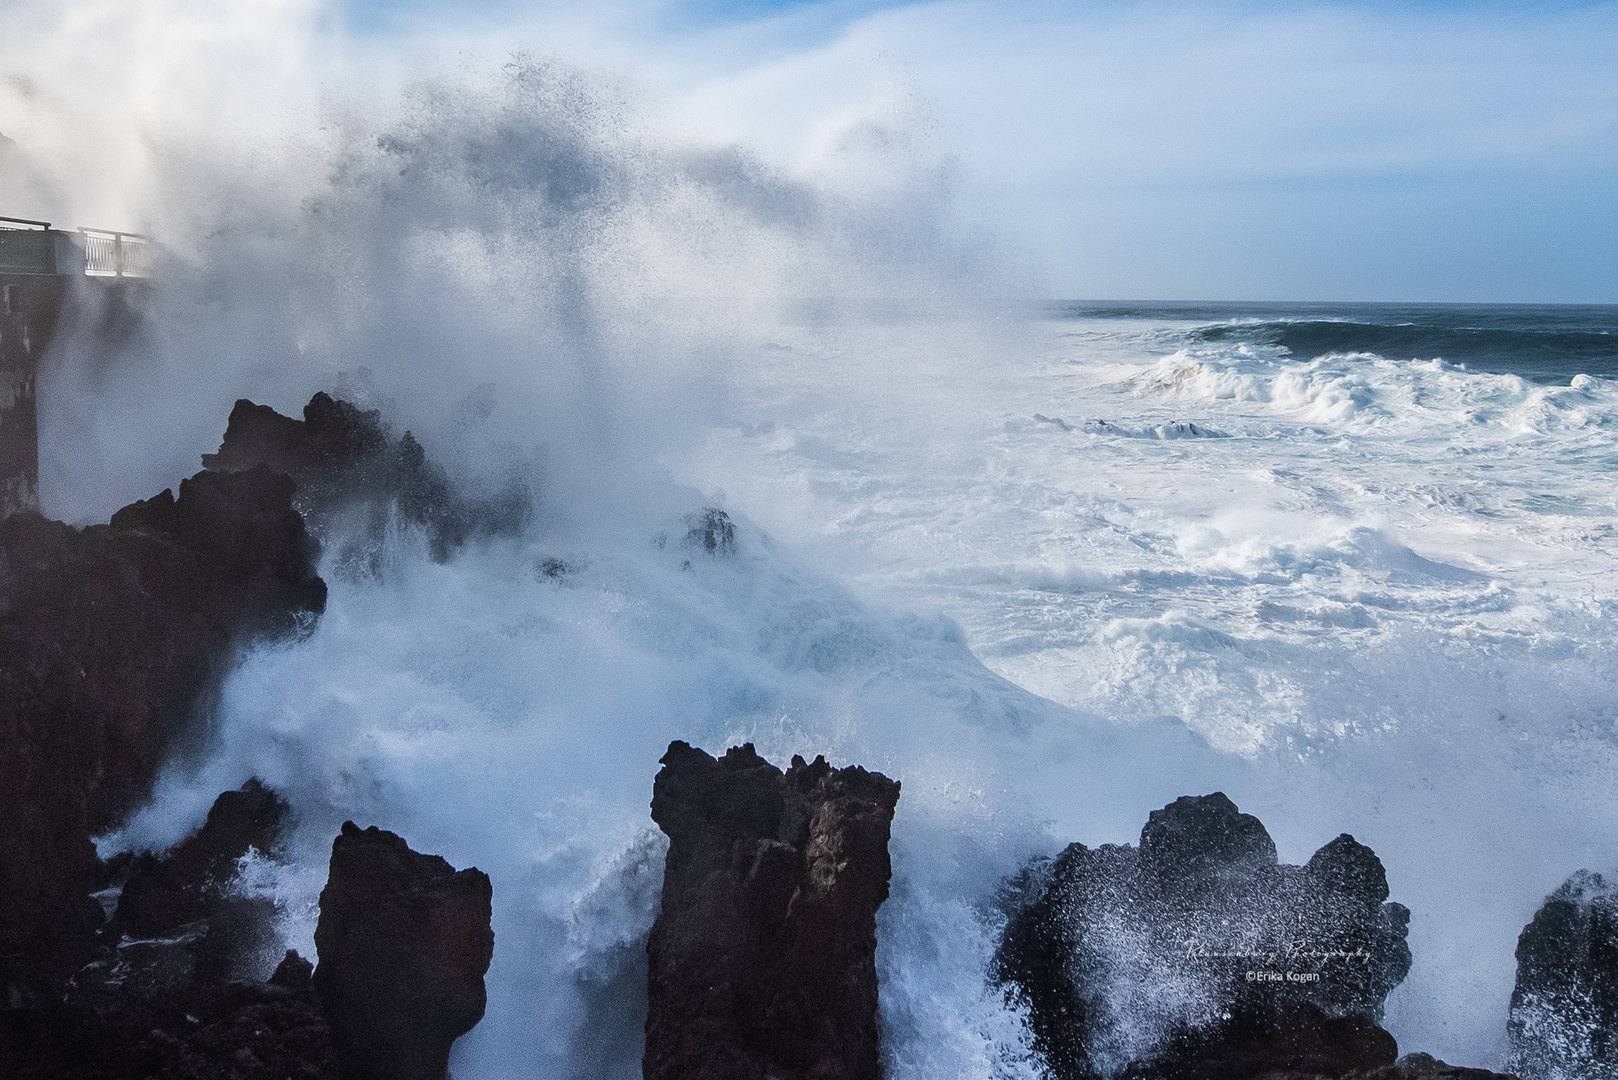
[683, 313, 1618, 1068]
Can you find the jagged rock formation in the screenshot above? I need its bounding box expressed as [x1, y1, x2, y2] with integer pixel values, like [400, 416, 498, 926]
[312, 822, 495, 1080]
[104, 778, 289, 981]
[1345, 1052, 1524, 1080]
[2, 805, 500, 1080]
[995, 793, 1411, 1080]
[0, 782, 338, 1080]
[202, 392, 528, 564]
[1508, 869, 1618, 1080]
[0, 394, 508, 1076]
[644, 741, 901, 1080]
[0, 466, 325, 1003]
[1244, 1054, 1524, 1080]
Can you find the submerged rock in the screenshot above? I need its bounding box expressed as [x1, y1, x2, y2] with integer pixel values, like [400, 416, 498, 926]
[1508, 869, 1618, 1080]
[644, 740, 901, 1080]
[682, 507, 736, 557]
[995, 793, 1411, 1080]
[312, 822, 494, 1080]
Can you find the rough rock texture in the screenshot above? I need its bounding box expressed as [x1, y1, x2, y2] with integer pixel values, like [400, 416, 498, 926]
[0, 466, 325, 1002]
[104, 778, 289, 980]
[1250, 1053, 1523, 1080]
[644, 741, 902, 1080]
[149, 953, 339, 1080]
[1, 950, 337, 1080]
[1508, 869, 1618, 1080]
[312, 822, 495, 1080]
[995, 793, 1412, 1080]
[1343, 1052, 1523, 1080]
[0, 783, 338, 1080]
[5, 808, 500, 1080]
[202, 392, 528, 564]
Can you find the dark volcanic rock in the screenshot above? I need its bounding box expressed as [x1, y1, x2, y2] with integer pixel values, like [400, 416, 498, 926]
[1, 962, 338, 1080]
[149, 972, 338, 1080]
[1250, 1055, 1522, 1080]
[995, 793, 1411, 1080]
[312, 822, 494, 1080]
[202, 393, 389, 480]
[203, 392, 528, 563]
[644, 740, 902, 1080]
[1508, 869, 1618, 1080]
[1339, 1052, 1523, 1080]
[0, 782, 337, 1080]
[683, 507, 736, 557]
[0, 467, 324, 1002]
[108, 778, 287, 943]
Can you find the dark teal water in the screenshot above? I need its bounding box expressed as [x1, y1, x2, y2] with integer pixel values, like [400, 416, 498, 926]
[1049, 301, 1618, 385]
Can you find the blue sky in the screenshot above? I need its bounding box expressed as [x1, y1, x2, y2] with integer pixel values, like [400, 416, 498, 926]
[300, 0, 1618, 300]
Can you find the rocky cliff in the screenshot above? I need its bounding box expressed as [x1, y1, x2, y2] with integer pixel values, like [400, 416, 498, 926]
[313, 822, 495, 1080]
[644, 741, 901, 1080]
[0, 465, 325, 1003]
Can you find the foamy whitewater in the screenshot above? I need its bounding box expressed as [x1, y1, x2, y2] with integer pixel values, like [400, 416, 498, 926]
[8, 14, 1618, 1076]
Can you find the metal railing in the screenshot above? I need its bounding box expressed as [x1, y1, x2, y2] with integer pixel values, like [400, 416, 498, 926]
[80, 228, 149, 278]
[0, 217, 151, 278]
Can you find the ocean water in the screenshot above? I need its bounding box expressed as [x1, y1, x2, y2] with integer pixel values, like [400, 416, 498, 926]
[26, 47, 1616, 1080]
[679, 300, 1618, 1067]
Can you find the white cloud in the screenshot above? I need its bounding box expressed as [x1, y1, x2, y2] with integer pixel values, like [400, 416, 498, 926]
[4, 0, 1615, 298]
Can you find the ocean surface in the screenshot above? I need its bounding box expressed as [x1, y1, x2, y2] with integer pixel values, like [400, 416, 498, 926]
[676, 299, 1618, 1071]
[46, 72, 1617, 1077]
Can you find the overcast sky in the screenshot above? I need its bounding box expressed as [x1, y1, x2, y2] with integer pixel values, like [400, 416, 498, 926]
[5, 0, 1616, 302]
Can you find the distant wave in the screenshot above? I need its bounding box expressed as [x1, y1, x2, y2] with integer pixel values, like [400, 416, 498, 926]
[1195, 320, 1618, 382]
[1045, 302, 1618, 385]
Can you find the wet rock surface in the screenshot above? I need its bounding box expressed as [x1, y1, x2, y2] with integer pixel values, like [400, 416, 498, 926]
[106, 778, 287, 941]
[1508, 869, 1618, 1080]
[0, 394, 511, 1077]
[313, 821, 495, 1080]
[1352, 1052, 1524, 1080]
[0, 783, 338, 1080]
[1, 794, 498, 1080]
[644, 740, 901, 1080]
[0, 465, 324, 1003]
[1252, 1054, 1523, 1080]
[203, 392, 528, 564]
[995, 793, 1412, 1080]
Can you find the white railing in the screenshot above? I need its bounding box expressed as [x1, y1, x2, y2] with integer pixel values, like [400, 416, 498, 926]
[80, 228, 150, 278]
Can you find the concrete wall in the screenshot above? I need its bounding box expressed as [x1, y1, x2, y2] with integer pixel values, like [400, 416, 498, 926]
[0, 274, 68, 517]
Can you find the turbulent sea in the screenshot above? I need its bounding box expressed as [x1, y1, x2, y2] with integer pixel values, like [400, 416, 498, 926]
[37, 65, 1618, 1078]
[94, 296, 1616, 1077]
